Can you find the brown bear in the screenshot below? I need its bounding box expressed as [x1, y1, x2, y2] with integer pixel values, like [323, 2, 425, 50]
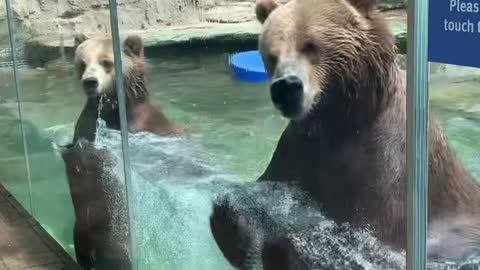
[72, 33, 184, 143]
[61, 139, 131, 270]
[210, 0, 480, 267]
[63, 33, 185, 269]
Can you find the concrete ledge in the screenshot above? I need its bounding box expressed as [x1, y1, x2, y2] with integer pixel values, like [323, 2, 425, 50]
[23, 10, 407, 67]
[0, 184, 81, 270]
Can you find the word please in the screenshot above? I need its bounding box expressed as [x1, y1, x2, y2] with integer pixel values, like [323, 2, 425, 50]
[450, 0, 480, 13]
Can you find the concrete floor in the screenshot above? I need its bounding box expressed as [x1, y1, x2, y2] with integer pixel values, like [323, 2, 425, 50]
[0, 184, 80, 270]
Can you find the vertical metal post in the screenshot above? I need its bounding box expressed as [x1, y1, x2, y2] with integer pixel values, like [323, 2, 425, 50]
[406, 0, 429, 269]
[107, 1, 136, 269]
[5, 0, 34, 215]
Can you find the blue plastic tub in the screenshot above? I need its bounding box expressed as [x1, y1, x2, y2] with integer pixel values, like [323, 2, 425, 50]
[229, 50, 268, 83]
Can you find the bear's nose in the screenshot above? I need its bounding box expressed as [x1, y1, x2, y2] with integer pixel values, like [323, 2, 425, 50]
[270, 76, 304, 109]
[82, 77, 99, 89]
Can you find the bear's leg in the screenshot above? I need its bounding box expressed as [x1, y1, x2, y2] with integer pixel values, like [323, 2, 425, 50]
[261, 237, 309, 270]
[73, 222, 94, 270]
[95, 249, 132, 270]
[210, 198, 258, 269]
[95, 238, 133, 270]
[458, 263, 480, 270]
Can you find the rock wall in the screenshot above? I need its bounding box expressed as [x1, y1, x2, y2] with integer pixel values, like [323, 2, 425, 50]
[0, 0, 406, 66]
[10, 0, 231, 40]
[2, 0, 405, 43]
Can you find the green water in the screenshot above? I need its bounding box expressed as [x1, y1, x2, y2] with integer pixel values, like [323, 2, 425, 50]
[0, 50, 479, 265]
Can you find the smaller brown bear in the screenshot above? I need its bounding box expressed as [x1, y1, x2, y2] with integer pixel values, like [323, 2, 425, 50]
[72, 33, 184, 143]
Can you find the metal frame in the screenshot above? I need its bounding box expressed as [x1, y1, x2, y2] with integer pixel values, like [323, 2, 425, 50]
[406, 0, 430, 269]
[107, 0, 136, 269]
[4, 0, 34, 215]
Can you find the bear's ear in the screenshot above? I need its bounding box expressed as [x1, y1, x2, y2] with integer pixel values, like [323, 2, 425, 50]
[123, 35, 144, 57]
[346, 0, 379, 15]
[255, 0, 279, 24]
[74, 33, 88, 48]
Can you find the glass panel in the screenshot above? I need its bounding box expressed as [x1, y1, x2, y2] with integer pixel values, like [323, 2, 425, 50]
[426, 0, 480, 268]
[2, 0, 78, 257]
[112, 0, 414, 270]
[110, 0, 286, 268]
[426, 62, 480, 268]
[0, 0, 31, 210]
[1, 0, 134, 268]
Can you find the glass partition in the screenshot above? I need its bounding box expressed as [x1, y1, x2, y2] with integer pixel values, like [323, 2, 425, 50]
[113, 0, 286, 267]
[426, 61, 480, 268]
[0, 0, 31, 210]
[112, 0, 411, 269]
[425, 0, 480, 268]
[0, 2, 31, 210]
[1, 0, 133, 268]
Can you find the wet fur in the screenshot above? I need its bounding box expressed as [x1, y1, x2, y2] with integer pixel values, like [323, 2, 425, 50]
[73, 34, 184, 143]
[61, 140, 131, 270]
[210, 0, 480, 267]
[210, 187, 480, 270]
[65, 34, 184, 269]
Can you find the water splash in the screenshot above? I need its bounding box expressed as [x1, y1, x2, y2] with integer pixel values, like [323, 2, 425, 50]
[72, 124, 480, 270]
[211, 182, 480, 270]
[94, 95, 109, 145]
[93, 127, 239, 269]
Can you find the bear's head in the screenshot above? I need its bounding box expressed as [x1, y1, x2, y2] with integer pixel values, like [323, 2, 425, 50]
[256, 0, 397, 121]
[73, 34, 145, 99]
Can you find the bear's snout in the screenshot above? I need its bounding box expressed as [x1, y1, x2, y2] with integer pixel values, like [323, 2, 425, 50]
[82, 77, 100, 96]
[270, 75, 304, 119]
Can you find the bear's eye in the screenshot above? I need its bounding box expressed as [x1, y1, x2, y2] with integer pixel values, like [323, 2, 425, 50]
[267, 53, 277, 64]
[76, 61, 86, 78]
[265, 53, 278, 72]
[100, 60, 113, 70]
[301, 42, 319, 61]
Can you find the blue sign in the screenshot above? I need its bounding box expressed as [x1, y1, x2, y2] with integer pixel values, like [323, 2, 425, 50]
[428, 0, 480, 68]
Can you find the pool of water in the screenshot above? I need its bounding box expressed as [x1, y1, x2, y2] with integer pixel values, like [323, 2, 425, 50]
[0, 49, 479, 269]
[0, 48, 287, 266]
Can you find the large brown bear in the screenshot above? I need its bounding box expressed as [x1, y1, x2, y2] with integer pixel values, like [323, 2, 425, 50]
[72, 33, 184, 143]
[210, 0, 480, 268]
